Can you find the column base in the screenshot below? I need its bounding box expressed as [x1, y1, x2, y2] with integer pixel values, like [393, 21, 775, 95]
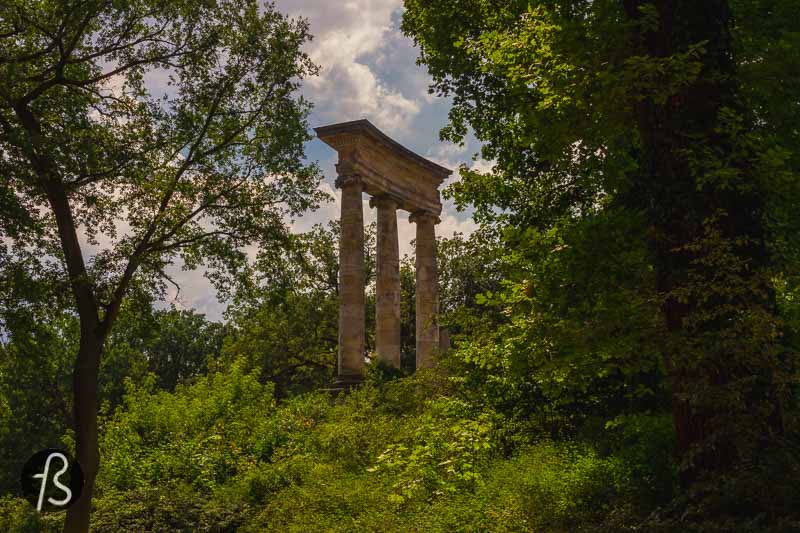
[319, 374, 364, 396]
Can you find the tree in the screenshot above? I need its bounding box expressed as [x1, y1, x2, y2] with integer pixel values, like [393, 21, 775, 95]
[0, 270, 75, 496]
[145, 308, 225, 391]
[399, 256, 416, 372]
[436, 229, 505, 342]
[403, 0, 800, 507]
[100, 302, 226, 405]
[0, 1, 322, 529]
[222, 222, 376, 396]
[222, 292, 337, 396]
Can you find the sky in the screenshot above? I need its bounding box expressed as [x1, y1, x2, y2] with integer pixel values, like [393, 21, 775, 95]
[163, 1, 489, 321]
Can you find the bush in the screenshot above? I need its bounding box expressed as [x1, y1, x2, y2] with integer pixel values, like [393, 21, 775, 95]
[93, 360, 278, 531]
[0, 496, 61, 533]
[87, 361, 660, 532]
[387, 441, 632, 532]
[602, 413, 677, 507]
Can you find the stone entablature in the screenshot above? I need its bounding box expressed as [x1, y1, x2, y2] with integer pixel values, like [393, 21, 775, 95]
[315, 120, 448, 217]
[314, 119, 451, 382]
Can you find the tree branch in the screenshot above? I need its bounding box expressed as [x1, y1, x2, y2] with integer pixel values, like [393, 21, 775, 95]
[12, 103, 100, 328]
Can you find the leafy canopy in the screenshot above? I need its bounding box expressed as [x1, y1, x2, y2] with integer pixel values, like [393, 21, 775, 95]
[0, 0, 325, 319]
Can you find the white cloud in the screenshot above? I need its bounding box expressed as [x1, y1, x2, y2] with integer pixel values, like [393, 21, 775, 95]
[276, 0, 421, 135]
[160, 262, 223, 321]
[114, 1, 485, 321]
[430, 141, 468, 160]
[468, 158, 495, 175]
[424, 143, 494, 191]
[436, 212, 478, 241]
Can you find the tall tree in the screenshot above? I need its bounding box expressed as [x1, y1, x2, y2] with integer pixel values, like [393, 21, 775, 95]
[145, 308, 225, 392]
[403, 0, 799, 504]
[0, 1, 322, 530]
[436, 229, 505, 342]
[222, 223, 341, 396]
[222, 221, 378, 395]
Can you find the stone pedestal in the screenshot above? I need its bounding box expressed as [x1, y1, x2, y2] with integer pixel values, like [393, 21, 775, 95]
[411, 211, 440, 369]
[371, 196, 401, 368]
[336, 174, 365, 379]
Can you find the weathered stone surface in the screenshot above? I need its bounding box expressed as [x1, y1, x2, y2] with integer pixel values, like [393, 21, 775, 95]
[315, 119, 451, 379]
[315, 120, 448, 217]
[411, 211, 440, 369]
[336, 173, 365, 379]
[371, 195, 401, 368]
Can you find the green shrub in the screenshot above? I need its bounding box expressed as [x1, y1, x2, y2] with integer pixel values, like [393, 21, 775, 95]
[366, 397, 498, 505]
[89, 362, 658, 532]
[384, 441, 632, 532]
[0, 496, 61, 533]
[602, 413, 677, 507]
[93, 360, 278, 531]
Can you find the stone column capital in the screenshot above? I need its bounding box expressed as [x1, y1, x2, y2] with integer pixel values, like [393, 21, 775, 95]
[369, 194, 400, 210]
[335, 173, 363, 190]
[409, 210, 441, 225]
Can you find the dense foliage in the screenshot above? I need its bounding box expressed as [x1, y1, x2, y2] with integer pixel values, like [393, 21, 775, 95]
[2, 0, 800, 531]
[1, 362, 673, 532]
[0, 0, 321, 528]
[0, 297, 225, 494]
[403, 0, 800, 526]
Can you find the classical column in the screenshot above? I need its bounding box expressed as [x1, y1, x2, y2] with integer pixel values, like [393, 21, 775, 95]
[410, 211, 440, 369]
[336, 173, 365, 380]
[370, 195, 401, 368]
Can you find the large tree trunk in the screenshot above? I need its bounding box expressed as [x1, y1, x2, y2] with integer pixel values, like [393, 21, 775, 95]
[12, 102, 109, 532]
[622, 0, 783, 485]
[63, 333, 104, 533]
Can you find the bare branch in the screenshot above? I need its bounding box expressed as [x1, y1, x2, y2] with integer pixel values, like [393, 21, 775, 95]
[147, 229, 240, 254]
[159, 267, 182, 296]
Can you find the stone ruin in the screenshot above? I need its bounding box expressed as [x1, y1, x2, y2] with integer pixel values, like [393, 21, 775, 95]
[314, 119, 451, 385]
